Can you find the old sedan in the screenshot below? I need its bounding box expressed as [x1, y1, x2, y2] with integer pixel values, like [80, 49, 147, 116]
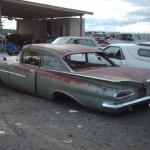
[103, 43, 150, 69]
[0, 44, 150, 113]
[52, 36, 102, 49]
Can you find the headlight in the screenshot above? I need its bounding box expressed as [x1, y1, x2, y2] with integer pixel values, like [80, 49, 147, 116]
[115, 90, 134, 99]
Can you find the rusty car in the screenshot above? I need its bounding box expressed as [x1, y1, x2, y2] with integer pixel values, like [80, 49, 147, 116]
[0, 44, 150, 112]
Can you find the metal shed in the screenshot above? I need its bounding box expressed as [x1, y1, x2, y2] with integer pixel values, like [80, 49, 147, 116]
[0, 0, 93, 37]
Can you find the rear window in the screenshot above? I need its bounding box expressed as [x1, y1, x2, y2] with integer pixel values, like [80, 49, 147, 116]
[52, 37, 72, 44]
[138, 49, 150, 57]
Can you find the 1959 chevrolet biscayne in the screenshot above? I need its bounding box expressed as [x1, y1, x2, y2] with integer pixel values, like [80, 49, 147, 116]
[0, 44, 150, 113]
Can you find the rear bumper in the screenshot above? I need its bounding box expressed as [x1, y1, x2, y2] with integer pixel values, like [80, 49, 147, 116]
[102, 96, 150, 111]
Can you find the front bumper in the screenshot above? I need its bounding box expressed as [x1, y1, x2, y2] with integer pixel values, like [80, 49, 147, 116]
[102, 96, 150, 111]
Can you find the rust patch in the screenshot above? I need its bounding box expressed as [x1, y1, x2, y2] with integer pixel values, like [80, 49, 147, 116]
[38, 69, 85, 85]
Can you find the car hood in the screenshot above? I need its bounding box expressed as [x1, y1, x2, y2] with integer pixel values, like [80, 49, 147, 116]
[76, 67, 150, 83]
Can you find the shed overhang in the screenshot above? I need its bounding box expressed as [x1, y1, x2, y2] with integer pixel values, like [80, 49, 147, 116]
[1, 0, 93, 19]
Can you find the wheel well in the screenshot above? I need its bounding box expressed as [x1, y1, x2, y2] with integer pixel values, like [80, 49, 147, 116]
[52, 92, 74, 101]
[52, 91, 82, 108]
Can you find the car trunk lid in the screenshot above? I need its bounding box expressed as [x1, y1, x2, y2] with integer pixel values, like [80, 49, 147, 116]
[76, 67, 150, 83]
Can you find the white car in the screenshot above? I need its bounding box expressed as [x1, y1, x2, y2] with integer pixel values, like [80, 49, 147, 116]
[52, 36, 102, 49]
[102, 43, 150, 69]
[0, 51, 9, 58]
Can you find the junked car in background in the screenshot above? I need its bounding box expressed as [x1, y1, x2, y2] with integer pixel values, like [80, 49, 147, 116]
[103, 43, 150, 69]
[105, 33, 144, 45]
[0, 44, 150, 113]
[52, 36, 102, 49]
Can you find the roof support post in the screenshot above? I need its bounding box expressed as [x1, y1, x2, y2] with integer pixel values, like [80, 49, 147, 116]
[43, 18, 45, 40]
[80, 15, 83, 37]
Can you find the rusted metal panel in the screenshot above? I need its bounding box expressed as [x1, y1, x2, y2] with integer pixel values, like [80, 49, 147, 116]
[76, 67, 150, 83]
[0, 44, 150, 112]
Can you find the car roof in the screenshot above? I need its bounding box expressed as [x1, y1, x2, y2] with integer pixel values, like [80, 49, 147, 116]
[24, 44, 102, 58]
[106, 43, 150, 48]
[107, 43, 137, 46]
[55, 36, 95, 39]
[137, 42, 150, 46]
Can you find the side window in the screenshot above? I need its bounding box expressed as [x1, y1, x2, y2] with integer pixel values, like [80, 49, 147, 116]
[70, 54, 86, 62]
[138, 49, 150, 57]
[116, 35, 122, 40]
[23, 50, 42, 66]
[103, 46, 122, 60]
[42, 55, 65, 70]
[82, 39, 95, 47]
[133, 34, 141, 40]
[88, 53, 109, 65]
[113, 49, 121, 59]
[72, 39, 82, 44]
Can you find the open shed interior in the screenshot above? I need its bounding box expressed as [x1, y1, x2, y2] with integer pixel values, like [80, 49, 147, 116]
[0, 0, 92, 53]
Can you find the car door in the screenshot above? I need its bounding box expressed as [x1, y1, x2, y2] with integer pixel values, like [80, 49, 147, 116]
[9, 50, 43, 93]
[36, 54, 67, 98]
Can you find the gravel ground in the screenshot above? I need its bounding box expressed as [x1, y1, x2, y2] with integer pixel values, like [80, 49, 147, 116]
[0, 83, 150, 150]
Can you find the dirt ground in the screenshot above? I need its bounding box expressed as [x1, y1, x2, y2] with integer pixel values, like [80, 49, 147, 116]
[0, 83, 150, 150]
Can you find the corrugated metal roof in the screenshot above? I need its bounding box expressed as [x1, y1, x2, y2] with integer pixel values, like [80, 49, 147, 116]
[1, 0, 93, 19]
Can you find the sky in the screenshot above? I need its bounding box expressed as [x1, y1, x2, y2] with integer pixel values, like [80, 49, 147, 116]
[2, 0, 150, 33]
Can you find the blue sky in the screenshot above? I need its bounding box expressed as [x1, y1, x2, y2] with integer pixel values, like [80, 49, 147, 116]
[2, 0, 150, 33]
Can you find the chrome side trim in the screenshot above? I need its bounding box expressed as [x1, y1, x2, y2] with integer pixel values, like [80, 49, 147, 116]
[42, 68, 140, 83]
[102, 96, 150, 110]
[0, 69, 27, 78]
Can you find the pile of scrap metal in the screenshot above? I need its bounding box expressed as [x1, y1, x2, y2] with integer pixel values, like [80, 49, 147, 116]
[6, 33, 33, 56]
[6, 34, 23, 56]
